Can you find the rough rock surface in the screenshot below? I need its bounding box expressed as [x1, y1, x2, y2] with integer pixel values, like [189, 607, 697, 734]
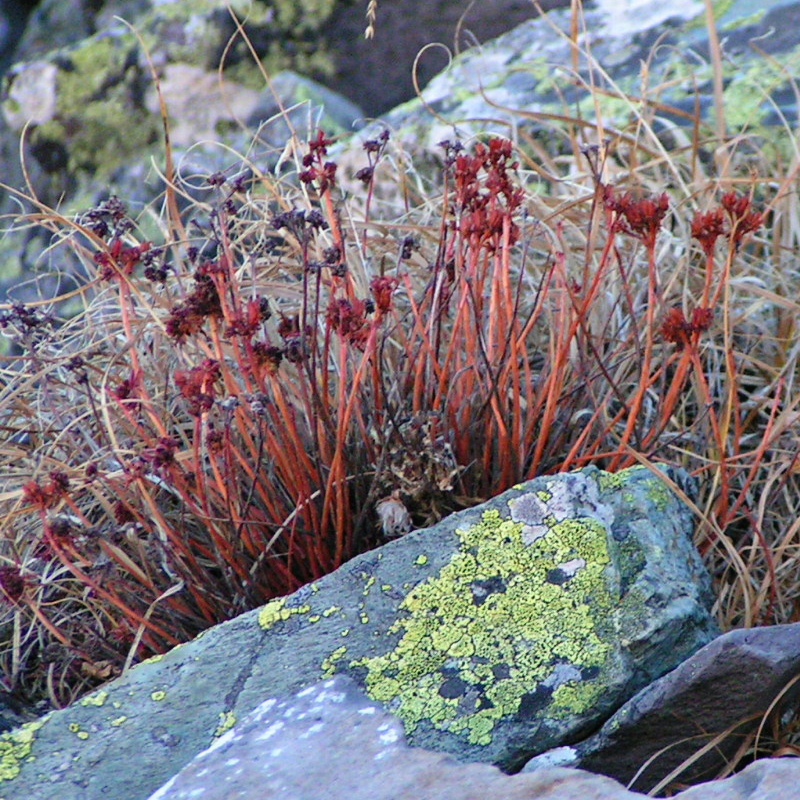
[148, 674, 800, 800]
[7, 0, 568, 118]
[0, 465, 716, 800]
[340, 0, 800, 194]
[524, 623, 800, 792]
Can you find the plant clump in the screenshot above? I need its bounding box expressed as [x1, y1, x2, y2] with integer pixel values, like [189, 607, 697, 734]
[0, 39, 798, 788]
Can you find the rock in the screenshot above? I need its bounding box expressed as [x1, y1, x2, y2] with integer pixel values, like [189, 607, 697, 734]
[1, 1, 348, 187]
[148, 675, 800, 800]
[5, 1, 567, 118]
[342, 0, 800, 165]
[0, 0, 37, 75]
[143, 674, 643, 800]
[524, 623, 800, 793]
[0, 464, 716, 800]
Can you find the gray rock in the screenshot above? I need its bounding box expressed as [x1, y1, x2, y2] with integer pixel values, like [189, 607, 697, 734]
[344, 0, 800, 158]
[524, 623, 800, 793]
[0, 464, 716, 799]
[147, 674, 800, 800]
[0, 0, 37, 75]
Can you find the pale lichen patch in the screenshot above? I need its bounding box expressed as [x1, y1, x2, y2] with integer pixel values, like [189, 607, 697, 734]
[80, 689, 109, 707]
[214, 711, 237, 738]
[0, 720, 44, 781]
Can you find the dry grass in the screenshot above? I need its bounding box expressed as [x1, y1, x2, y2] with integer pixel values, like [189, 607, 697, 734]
[0, 0, 799, 790]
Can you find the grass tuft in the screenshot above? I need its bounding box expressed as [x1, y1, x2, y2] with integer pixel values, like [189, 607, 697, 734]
[0, 1, 799, 789]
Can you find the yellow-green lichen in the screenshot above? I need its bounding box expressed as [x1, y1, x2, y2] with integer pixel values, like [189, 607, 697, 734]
[321, 646, 348, 677]
[110, 716, 127, 727]
[39, 34, 159, 175]
[352, 502, 616, 746]
[68, 722, 89, 740]
[0, 720, 43, 781]
[150, 690, 167, 702]
[415, 555, 428, 566]
[80, 689, 108, 707]
[258, 599, 312, 630]
[597, 471, 626, 491]
[214, 711, 237, 738]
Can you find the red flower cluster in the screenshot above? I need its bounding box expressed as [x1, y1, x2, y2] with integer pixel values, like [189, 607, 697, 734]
[661, 306, 714, 349]
[165, 265, 223, 342]
[603, 186, 670, 250]
[691, 193, 763, 254]
[23, 471, 71, 511]
[174, 359, 220, 416]
[226, 297, 271, 338]
[277, 314, 312, 363]
[94, 237, 151, 281]
[251, 342, 284, 375]
[326, 297, 370, 349]
[299, 130, 338, 193]
[691, 209, 726, 256]
[142, 437, 179, 472]
[721, 191, 763, 249]
[450, 137, 524, 249]
[370, 275, 397, 316]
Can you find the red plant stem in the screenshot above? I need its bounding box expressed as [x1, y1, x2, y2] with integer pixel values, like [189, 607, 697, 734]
[610, 242, 659, 469]
[44, 524, 181, 646]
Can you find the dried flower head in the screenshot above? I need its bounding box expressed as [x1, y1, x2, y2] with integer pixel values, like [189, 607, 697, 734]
[376, 491, 413, 538]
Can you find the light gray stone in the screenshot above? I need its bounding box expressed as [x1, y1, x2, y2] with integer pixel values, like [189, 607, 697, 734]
[147, 675, 800, 800]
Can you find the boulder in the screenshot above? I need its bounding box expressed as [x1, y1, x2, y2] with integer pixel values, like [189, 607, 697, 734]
[146, 675, 800, 800]
[0, 464, 716, 799]
[524, 623, 800, 792]
[340, 0, 800, 189]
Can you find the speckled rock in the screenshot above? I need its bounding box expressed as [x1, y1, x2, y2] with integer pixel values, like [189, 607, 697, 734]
[0, 464, 717, 800]
[524, 623, 800, 792]
[339, 0, 800, 185]
[146, 675, 800, 800]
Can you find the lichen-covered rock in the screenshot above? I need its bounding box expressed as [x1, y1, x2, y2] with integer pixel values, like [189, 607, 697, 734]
[146, 675, 800, 800]
[0, 464, 717, 800]
[343, 0, 800, 167]
[1, 0, 341, 182]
